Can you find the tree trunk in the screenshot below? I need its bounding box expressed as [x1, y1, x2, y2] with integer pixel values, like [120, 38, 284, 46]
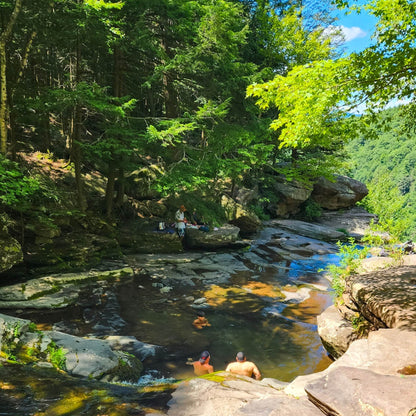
[114, 167, 125, 208]
[0, 41, 9, 155]
[112, 45, 126, 209]
[72, 105, 87, 212]
[105, 161, 116, 218]
[0, 0, 23, 155]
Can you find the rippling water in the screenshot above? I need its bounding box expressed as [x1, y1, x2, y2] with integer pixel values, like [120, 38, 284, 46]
[119, 252, 337, 383]
[0, 227, 343, 414]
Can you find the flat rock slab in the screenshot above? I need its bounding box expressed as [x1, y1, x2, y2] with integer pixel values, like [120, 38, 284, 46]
[267, 219, 346, 242]
[316, 206, 376, 240]
[284, 328, 416, 399]
[167, 373, 322, 416]
[346, 265, 416, 330]
[185, 224, 241, 249]
[305, 366, 416, 416]
[330, 328, 416, 375]
[0, 267, 133, 309]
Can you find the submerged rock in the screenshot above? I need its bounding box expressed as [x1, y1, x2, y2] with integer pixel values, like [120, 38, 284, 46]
[0, 267, 134, 309]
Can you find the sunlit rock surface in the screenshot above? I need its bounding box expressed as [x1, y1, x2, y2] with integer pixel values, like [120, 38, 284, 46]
[167, 373, 322, 416]
[346, 265, 416, 330]
[267, 219, 347, 242]
[317, 305, 359, 359]
[167, 329, 416, 416]
[311, 175, 368, 210]
[316, 206, 377, 240]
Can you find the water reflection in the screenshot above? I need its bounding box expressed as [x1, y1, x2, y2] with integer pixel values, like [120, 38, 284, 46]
[119, 251, 337, 383]
[0, 234, 342, 414]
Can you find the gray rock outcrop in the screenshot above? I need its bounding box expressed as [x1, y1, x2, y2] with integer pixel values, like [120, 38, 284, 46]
[267, 219, 347, 242]
[0, 230, 23, 273]
[311, 175, 368, 210]
[318, 256, 416, 359]
[0, 313, 143, 383]
[266, 174, 368, 218]
[185, 224, 242, 249]
[316, 206, 377, 240]
[221, 194, 262, 234]
[345, 264, 416, 330]
[271, 176, 313, 217]
[317, 305, 359, 359]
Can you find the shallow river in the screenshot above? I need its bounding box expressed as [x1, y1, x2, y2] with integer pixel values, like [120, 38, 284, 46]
[0, 225, 342, 415]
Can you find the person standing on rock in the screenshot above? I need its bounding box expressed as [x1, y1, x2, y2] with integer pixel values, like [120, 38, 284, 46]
[175, 205, 187, 239]
[191, 350, 214, 376]
[225, 351, 261, 380]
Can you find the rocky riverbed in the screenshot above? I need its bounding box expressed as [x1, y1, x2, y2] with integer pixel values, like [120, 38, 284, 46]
[0, 208, 415, 415]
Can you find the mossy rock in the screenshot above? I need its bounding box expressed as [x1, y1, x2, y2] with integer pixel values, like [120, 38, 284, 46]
[0, 232, 23, 273]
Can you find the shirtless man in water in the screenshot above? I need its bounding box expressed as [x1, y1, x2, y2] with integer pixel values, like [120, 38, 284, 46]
[225, 351, 261, 380]
[191, 351, 214, 376]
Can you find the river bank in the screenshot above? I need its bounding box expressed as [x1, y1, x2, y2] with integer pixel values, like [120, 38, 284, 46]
[0, 218, 347, 415]
[2, 209, 414, 415]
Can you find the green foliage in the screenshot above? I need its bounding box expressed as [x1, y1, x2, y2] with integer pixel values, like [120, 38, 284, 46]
[1, 322, 23, 363]
[300, 199, 322, 221]
[347, 107, 416, 240]
[47, 341, 67, 371]
[325, 238, 369, 298]
[0, 156, 40, 207]
[166, 192, 227, 227]
[351, 313, 370, 336]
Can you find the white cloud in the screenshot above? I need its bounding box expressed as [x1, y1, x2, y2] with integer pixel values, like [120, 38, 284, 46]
[322, 25, 367, 43]
[340, 26, 367, 42]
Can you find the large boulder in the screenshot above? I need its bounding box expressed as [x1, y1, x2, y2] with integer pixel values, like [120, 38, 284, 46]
[0, 313, 143, 383]
[43, 331, 143, 382]
[270, 176, 313, 218]
[311, 175, 368, 210]
[316, 206, 377, 240]
[221, 195, 261, 234]
[317, 305, 360, 359]
[285, 329, 416, 402]
[345, 265, 416, 330]
[184, 224, 241, 249]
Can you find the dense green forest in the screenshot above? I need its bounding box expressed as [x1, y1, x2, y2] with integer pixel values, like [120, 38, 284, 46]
[1, 0, 416, 235]
[346, 106, 416, 239]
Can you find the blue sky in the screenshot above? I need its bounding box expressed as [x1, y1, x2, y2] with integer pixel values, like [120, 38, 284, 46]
[332, 3, 378, 55]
